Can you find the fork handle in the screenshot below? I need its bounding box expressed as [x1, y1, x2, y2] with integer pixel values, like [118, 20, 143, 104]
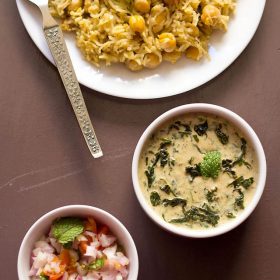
[43, 25, 103, 158]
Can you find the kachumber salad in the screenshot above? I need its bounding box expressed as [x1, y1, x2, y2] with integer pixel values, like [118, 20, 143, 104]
[29, 217, 129, 280]
[138, 113, 258, 229]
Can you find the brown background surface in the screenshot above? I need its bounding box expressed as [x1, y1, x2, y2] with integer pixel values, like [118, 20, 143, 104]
[0, 1, 279, 279]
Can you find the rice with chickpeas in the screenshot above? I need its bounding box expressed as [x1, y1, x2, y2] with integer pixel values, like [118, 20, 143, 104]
[49, 0, 236, 71]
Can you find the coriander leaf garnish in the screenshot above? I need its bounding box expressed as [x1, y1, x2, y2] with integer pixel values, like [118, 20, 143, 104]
[150, 191, 161, 206]
[53, 217, 84, 245]
[200, 151, 221, 179]
[39, 274, 49, 280]
[87, 258, 105, 271]
[194, 120, 208, 136]
[215, 124, 229, 145]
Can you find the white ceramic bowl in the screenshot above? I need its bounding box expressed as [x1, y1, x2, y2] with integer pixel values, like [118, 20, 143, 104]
[18, 205, 139, 279]
[132, 104, 266, 238]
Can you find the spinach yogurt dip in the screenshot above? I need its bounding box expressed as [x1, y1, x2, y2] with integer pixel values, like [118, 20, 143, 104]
[138, 113, 258, 230]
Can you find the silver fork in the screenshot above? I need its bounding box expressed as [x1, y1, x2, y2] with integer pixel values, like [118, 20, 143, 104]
[27, 0, 103, 158]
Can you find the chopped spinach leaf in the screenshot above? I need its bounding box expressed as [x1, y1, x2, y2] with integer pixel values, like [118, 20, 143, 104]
[175, 121, 192, 132]
[188, 157, 194, 165]
[185, 164, 201, 182]
[242, 177, 254, 189]
[228, 176, 244, 188]
[194, 121, 208, 136]
[145, 157, 148, 166]
[179, 131, 191, 137]
[154, 149, 170, 167]
[228, 176, 254, 189]
[193, 134, 199, 143]
[205, 187, 218, 202]
[145, 166, 155, 188]
[150, 192, 161, 206]
[226, 212, 236, 219]
[234, 189, 244, 210]
[193, 144, 204, 154]
[232, 138, 251, 168]
[222, 159, 236, 177]
[160, 138, 172, 149]
[39, 274, 49, 280]
[170, 203, 220, 226]
[160, 184, 176, 196]
[215, 124, 229, 145]
[162, 198, 187, 207]
[169, 121, 192, 137]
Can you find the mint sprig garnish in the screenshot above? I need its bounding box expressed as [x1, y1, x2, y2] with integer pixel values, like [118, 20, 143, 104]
[53, 217, 84, 245]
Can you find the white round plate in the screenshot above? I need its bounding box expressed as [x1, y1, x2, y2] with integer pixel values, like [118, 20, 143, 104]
[16, 0, 265, 99]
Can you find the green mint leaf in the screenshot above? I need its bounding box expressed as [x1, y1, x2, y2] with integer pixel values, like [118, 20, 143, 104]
[53, 217, 84, 245]
[200, 151, 221, 179]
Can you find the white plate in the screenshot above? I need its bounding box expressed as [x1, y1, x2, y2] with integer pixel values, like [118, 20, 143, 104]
[16, 0, 265, 99]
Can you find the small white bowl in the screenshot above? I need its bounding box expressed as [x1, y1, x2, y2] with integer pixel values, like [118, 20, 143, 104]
[132, 103, 266, 238]
[18, 205, 139, 279]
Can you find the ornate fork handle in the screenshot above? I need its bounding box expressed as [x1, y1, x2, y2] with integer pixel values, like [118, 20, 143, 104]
[44, 25, 103, 158]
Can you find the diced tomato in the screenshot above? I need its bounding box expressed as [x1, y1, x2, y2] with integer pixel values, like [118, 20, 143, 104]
[59, 249, 71, 266]
[98, 225, 109, 235]
[84, 217, 97, 233]
[79, 241, 88, 254]
[44, 269, 64, 280]
[48, 273, 64, 280]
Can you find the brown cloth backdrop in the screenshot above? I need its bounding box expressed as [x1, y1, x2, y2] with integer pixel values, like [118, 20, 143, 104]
[0, 1, 279, 279]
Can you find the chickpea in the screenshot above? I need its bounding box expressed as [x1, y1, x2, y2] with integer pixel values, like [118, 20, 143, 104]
[164, 0, 179, 5]
[126, 60, 143, 71]
[190, 0, 200, 11]
[163, 51, 181, 64]
[134, 0, 150, 13]
[143, 53, 161, 69]
[129, 15, 146, 33]
[158, 33, 176, 53]
[185, 23, 200, 37]
[151, 5, 168, 33]
[67, 0, 83, 12]
[186, 46, 200, 60]
[201, 5, 221, 26]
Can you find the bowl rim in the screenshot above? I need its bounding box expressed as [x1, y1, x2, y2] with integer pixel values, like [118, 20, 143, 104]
[132, 103, 267, 238]
[17, 205, 139, 280]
